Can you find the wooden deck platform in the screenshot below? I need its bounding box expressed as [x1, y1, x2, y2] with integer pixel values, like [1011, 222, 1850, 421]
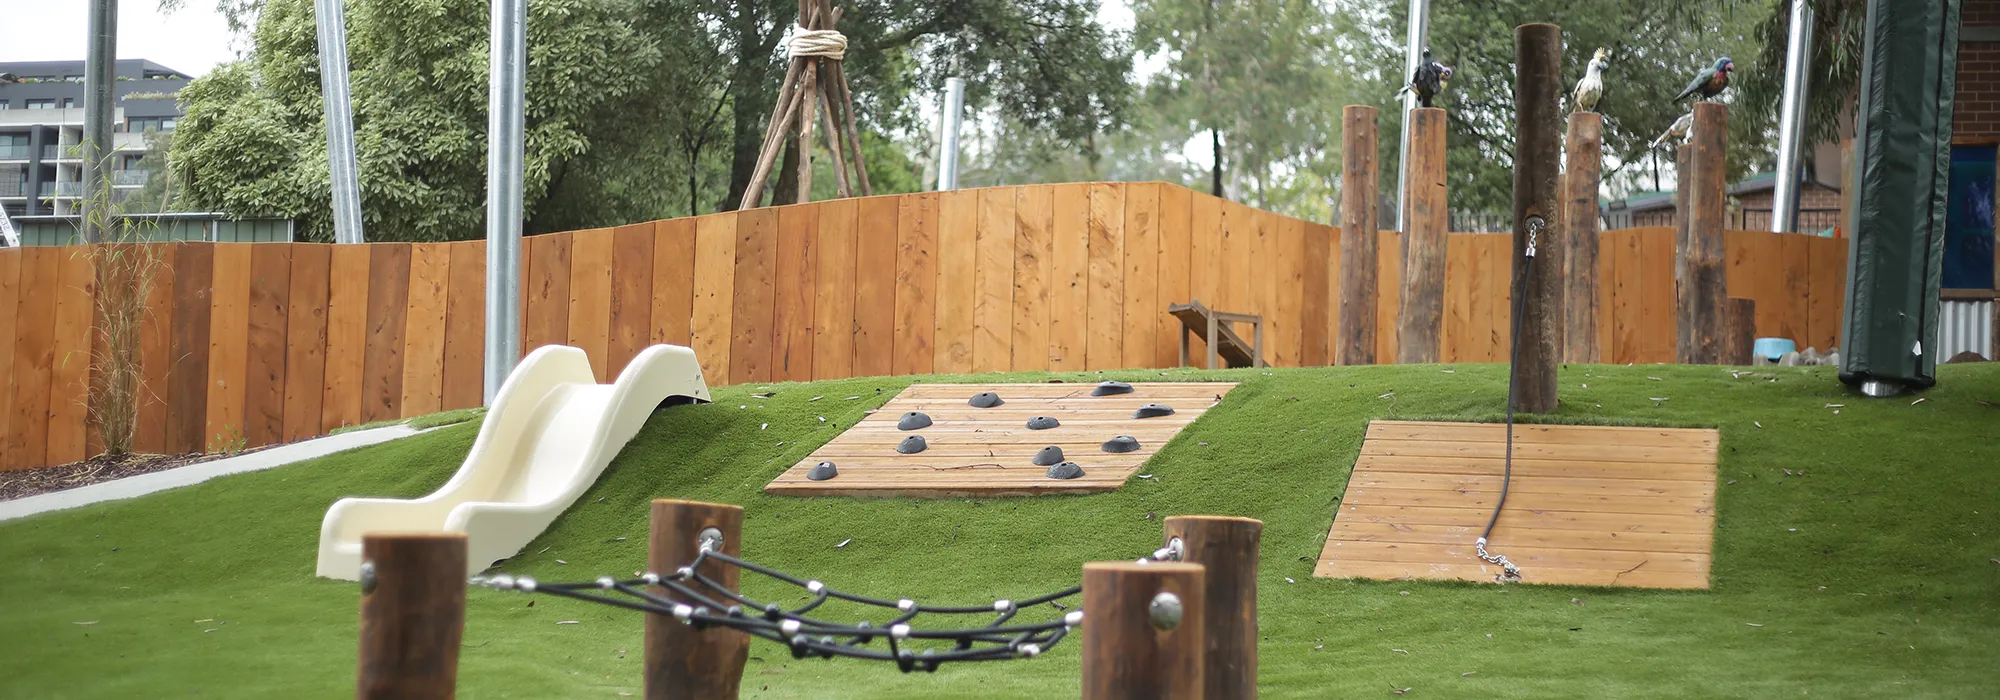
[766, 382, 1235, 498]
[1314, 420, 1719, 589]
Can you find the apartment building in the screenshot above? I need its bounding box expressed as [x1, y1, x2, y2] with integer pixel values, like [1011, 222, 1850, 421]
[0, 59, 192, 218]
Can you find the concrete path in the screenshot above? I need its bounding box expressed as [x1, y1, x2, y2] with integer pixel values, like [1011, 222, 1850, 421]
[0, 425, 423, 523]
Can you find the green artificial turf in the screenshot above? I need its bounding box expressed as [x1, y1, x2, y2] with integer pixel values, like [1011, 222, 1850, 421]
[3, 363, 1997, 698]
[329, 406, 486, 435]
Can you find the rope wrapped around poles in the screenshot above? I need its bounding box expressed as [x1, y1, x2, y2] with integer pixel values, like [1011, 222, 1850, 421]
[787, 27, 847, 60]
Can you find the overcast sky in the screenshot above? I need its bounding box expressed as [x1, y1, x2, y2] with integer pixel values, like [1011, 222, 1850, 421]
[0, 1, 1144, 81]
[0, 1, 242, 77]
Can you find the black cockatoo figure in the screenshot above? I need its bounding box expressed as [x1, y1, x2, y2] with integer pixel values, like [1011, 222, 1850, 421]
[1400, 48, 1454, 108]
[1674, 57, 1734, 103]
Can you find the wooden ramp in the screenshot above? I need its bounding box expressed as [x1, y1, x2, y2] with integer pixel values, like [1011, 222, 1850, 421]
[1167, 300, 1265, 369]
[1314, 420, 1719, 589]
[767, 383, 1234, 498]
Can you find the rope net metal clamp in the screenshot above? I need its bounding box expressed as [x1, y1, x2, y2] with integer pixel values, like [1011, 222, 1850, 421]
[1139, 536, 1185, 564]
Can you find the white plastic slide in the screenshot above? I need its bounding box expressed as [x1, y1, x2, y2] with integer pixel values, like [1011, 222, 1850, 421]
[315, 344, 710, 581]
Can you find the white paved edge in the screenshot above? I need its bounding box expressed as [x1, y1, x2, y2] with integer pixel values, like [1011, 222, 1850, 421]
[0, 425, 427, 523]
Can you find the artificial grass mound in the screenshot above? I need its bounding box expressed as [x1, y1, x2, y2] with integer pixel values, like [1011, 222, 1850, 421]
[2, 363, 1997, 698]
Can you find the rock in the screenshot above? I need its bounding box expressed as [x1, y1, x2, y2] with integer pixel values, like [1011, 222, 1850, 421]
[1101, 435, 1141, 453]
[896, 435, 927, 454]
[1132, 403, 1176, 418]
[1091, 381, 1134, 396]
[1026, 416, 1060, 430]
[897, 411, 933, 430]
[1045, 462, 1085, 480]
[807, 461, 839, 481]
[969, 392, 1004, 408]
[1033, 446, 1065, 466]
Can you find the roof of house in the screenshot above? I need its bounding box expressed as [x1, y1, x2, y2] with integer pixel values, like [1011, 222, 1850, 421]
[1605, 171, 1838, 213]
[0, 59, 191, 82]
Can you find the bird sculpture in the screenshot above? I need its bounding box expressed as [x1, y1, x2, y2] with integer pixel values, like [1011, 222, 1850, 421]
[1571, 47, 1609, 114]
[1651, 111, 1695, 149]
[1400, 48, 1454, 108]
[1674, 57, 1734, 103]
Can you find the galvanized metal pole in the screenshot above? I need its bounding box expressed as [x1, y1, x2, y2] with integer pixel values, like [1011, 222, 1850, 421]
[79, 0, 115, 242]
[314, 0, 367, 245]
[1772, 0, 1814, 233]
[483, 0, 526, 404]
[1392, 0, 1430, 231]
[936, 77, 966, 191]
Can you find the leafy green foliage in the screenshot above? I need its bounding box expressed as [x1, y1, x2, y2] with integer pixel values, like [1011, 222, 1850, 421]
[1130, 0, 1345, 209]
[169, 0, 1132, 237]
[1737, 0, 1866, 147]
[1341, 0, 1777, 211]
[173, 0, 671, 241]
[714, 0, 1136, 206]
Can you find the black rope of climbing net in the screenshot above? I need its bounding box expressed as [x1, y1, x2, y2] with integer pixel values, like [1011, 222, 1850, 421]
[472, 547, 1099, 673]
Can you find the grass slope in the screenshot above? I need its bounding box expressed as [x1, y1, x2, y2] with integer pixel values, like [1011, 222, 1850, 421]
[3, 363, 1997, 698]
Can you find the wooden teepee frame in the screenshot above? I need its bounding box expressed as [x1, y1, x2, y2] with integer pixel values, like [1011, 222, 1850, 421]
[739, 0, 872, 209]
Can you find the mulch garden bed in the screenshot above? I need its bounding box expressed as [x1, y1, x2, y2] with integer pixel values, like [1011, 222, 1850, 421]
[0, 450, 251, 502]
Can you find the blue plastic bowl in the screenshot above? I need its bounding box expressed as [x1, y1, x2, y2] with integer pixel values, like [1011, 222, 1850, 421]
[1753, 337, 1796, 361]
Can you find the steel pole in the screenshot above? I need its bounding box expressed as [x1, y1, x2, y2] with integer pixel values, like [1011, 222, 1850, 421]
[79, 0, 115, 241]
[483, 0, 526, 404]
[936, 77, 966, 191]
[314, 0, 366, 244]
[1392, 0, 1430, 231]
[1772, 0, 1814, 233]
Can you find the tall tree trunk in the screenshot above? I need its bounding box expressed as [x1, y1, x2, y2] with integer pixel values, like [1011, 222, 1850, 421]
[722, 3, 788, 211]
[772, 140, 802, 206]
[1210, 129, 1224, 197]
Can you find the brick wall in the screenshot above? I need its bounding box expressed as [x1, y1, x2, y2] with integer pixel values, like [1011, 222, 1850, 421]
[1734, 184, 1843, 212]
[1967, 0, 1998, 26]
[1960, 0, 2000, 141]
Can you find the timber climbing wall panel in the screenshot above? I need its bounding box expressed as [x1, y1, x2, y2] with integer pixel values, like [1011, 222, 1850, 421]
[1315, 420, 1720, 589]
[765, 382, 1235, 498]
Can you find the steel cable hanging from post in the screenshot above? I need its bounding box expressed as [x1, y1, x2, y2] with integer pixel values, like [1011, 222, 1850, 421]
[1477, 217, 1539, 583]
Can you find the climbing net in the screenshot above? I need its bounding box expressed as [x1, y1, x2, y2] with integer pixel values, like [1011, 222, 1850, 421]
[467, 533, 1183, 673]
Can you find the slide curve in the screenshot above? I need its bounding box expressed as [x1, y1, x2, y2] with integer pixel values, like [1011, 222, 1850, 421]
[315, 344, 709, 580]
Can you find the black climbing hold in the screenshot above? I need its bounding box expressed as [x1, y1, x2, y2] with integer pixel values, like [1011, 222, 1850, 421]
[1102, 435, 1141, 453]
[897, 435, 928, 454]
[897, 411, 933, 430]
[807, 461, 839, 481]
[1026, 415, 1060, 430]
[969, 391, 1004, 408]
[1046, 462, 1086, 480]
[1092, 381, 1134, 396]
[1033, 446, 1066, 466]
[1132, 403, 1176, 418]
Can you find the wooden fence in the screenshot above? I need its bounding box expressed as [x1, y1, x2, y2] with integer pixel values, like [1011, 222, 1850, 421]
[0, 182, 1846, 472]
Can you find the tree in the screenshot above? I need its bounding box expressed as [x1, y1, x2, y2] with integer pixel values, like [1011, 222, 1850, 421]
[1131, 0, 1344, 206]
[713, 0, 1135, 209]
[1736, 0, 1866, 146]
[173, 0, 682, 241]
[1340, 0, 1774, 213]
[168, 0, 1131, 237]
